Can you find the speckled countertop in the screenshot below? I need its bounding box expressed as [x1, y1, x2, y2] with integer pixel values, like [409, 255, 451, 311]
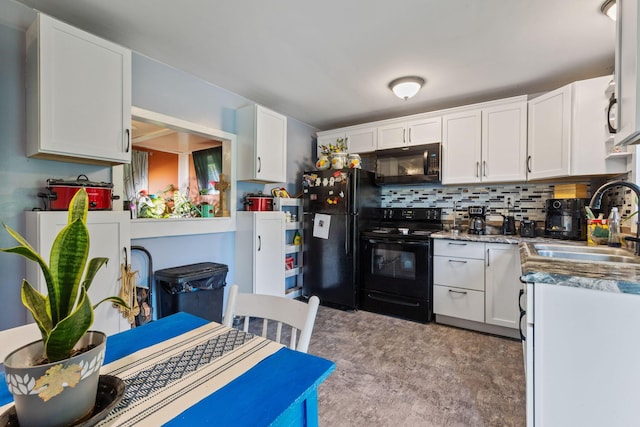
[431, 231, 640, 295]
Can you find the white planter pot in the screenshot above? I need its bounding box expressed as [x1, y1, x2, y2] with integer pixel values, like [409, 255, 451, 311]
[4, 331, 106, 427]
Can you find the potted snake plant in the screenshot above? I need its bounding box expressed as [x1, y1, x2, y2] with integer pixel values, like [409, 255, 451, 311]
[1, 188, 127, 427]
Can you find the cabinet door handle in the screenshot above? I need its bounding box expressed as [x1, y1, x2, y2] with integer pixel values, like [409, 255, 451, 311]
[403, 128, 406, 143]
[258, 235, 262, 251]
[408, 127, 412, 143]
[125, 128, 131, 153]
[527, 155, 532, 173]
[483, 160, 487, 177]
[448, 242, 467, 246]
[487, 248, 490, 266]
[519, 310, 526, 341]
[607, 95, 617, 134]
[257, 156, 262, 173]
[476, 161, 480, 177]
[448, 259, 467, 263]
[448, 289, 468, 295]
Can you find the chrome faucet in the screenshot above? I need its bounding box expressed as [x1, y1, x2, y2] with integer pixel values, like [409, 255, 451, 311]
[589, 180, 640, 255]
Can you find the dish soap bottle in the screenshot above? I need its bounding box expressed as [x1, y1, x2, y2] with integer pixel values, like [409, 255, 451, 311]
[608, 207, 622, 247]
[293, 230, 302, 245]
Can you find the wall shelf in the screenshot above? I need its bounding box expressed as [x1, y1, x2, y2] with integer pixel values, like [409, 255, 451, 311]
[273, 197, 304, 299]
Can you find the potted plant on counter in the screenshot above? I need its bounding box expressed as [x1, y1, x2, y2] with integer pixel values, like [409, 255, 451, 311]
[1, 188, 127, 427]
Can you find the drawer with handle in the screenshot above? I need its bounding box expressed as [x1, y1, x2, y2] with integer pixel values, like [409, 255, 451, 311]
[433, 256, 485, 291]
[433, 285, 485, 323]
[433, 239, 485, 258]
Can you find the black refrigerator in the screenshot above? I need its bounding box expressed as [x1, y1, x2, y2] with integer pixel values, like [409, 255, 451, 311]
[302, 168, 379, 309]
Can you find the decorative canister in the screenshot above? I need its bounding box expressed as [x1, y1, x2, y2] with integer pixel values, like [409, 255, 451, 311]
[331, 152, 347, 169]
[316, 154, 330, 170]
[348, 153, 362, 169]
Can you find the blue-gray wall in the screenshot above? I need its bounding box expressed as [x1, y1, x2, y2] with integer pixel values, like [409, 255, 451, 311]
[0, 2, 318, 329]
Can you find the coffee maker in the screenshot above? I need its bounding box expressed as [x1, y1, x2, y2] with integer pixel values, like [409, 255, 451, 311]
[544, 198, 588, 240]
[468, 206, 486, 235]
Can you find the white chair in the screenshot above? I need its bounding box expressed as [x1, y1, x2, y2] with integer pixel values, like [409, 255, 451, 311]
[0, 323, 41, 361]
[223, 284, 320, 353]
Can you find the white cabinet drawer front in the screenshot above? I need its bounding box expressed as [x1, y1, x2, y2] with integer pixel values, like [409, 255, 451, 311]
[433, 256, 485, 291]
[434, 285, 485, 322]
[433, 239, 485, 258]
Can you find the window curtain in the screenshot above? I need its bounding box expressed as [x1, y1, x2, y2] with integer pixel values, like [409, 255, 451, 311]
[123, 150, 149, 200]
[192, 146, 222, 194]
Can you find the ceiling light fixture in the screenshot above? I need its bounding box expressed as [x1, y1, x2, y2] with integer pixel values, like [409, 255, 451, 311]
[601, 0, 616, 20]
[389, 76, 425, 100]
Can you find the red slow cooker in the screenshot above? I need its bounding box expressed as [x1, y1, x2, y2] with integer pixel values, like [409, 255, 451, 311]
[243, 193, 273, 211]
[38, 175, 119, 210]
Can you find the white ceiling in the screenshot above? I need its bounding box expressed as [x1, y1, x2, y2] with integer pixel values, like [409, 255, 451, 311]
[14, 0, 616, 130]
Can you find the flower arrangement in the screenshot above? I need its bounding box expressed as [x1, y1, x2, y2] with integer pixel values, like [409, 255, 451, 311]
[320, 137, 348, 155]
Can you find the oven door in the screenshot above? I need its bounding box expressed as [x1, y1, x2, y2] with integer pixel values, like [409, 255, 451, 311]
[360, 237, 431, 299]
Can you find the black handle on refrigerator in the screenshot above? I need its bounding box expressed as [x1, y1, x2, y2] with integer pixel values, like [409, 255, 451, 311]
[345, 216, 351, 256]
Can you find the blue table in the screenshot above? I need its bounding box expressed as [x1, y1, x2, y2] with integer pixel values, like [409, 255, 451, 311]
[1, 312, 335, 426]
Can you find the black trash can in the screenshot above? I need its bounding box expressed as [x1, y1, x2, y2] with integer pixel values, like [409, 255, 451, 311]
[155, 262, 228, 322]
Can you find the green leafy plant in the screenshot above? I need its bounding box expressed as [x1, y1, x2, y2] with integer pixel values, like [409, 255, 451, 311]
[319, 137, 348, 155]
[1, 189, 127, 362]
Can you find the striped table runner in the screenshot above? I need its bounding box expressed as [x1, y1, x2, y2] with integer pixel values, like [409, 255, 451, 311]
[97, 322, 283, 426]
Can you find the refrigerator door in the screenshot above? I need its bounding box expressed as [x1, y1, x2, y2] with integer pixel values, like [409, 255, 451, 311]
[303, 212, 357, 309]
[303, 168, 379, 216]
[303, 169, 351, 215]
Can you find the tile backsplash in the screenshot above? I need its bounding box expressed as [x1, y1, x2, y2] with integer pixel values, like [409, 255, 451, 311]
[381, 183, 569, 222]
[381, 181, 638, 225]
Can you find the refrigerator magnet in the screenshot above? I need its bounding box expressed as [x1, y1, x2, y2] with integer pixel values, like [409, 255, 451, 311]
[322, 177, 329, 186]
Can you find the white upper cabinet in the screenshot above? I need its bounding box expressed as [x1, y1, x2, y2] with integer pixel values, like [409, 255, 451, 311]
[482, 101, 528, 182]
[528, 75, 628, 180]
[346, 126, 377, 153]
[442, 97, 527, 184]
[615, 0, 640, 146]
[377, 116, 441, 150]
[527, 85, 572, 180]
[26, 13, 132, 165]
[442, 109, 482, 184]
[316, 125, 377, 155]
[237, 104, 287, 183]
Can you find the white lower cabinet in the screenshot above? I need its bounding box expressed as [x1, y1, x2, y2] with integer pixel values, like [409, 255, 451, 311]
[528, 282, 640, 426]
[485, 243, 521, 329]
[25, 211, 131, 336]
[235, 211, 286, 296]
[433, 240, 485, 322]
[433, 285, 485, 323]
[433, 239, 520, 338]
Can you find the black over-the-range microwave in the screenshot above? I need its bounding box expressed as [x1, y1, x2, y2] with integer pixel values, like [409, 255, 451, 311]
[374, 142, 441, 185]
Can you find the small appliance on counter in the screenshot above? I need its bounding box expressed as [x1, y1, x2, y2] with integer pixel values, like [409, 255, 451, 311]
[243, 192, 273, 211]
[38, 174, 118, 211]
[500, 201, 517, 235]
[544, 198, 588, 240]
[468, 206, 486, 235]
[520, 220, 537, 238]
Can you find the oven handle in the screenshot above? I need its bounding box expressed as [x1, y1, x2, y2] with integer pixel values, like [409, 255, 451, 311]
[367, 293, 421, 307]
[366, 238, 429, 246]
